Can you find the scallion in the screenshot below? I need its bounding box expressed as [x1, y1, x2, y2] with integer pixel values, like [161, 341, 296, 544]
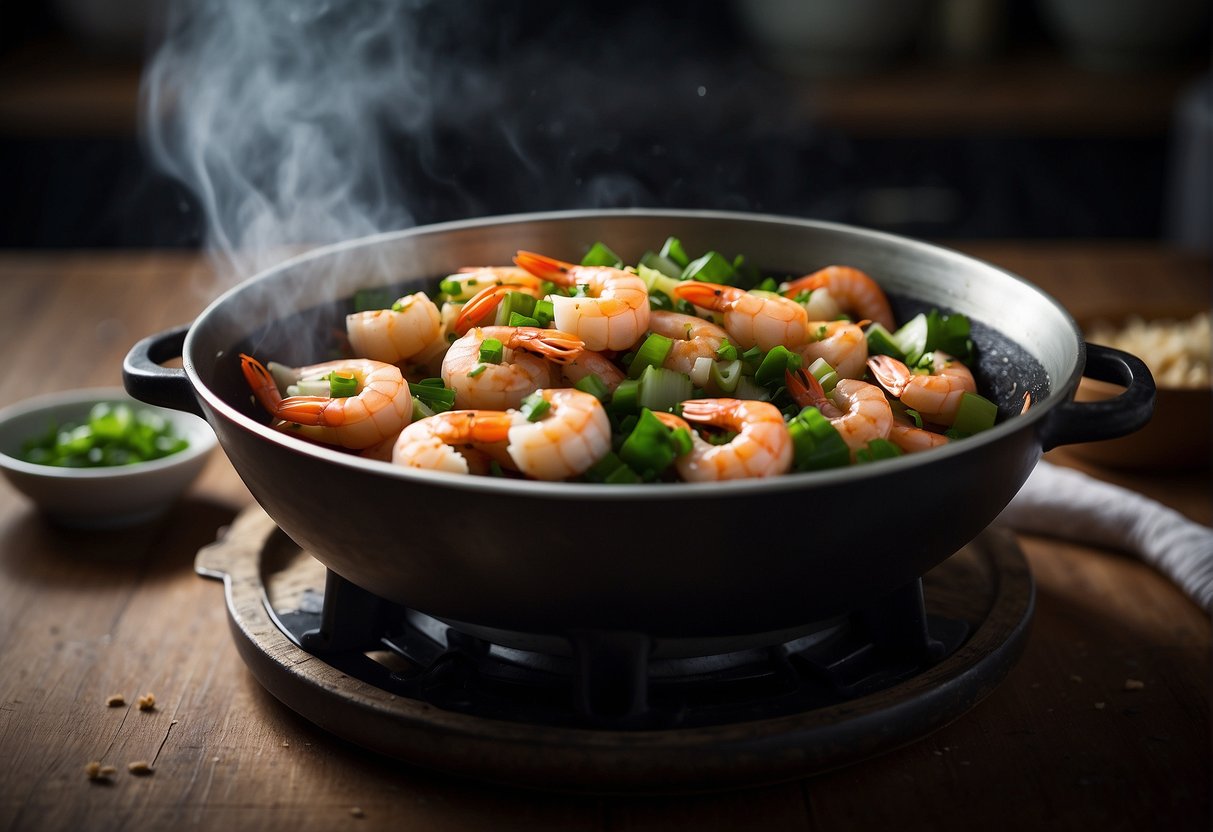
[627, 332, 674, 379]
[520, 392, 551, 421]
[787, 407, 850, 471]
[573, 374, 610, 402]
[947, 392, 998, 438]
[636, 365, 693, 413]
[581, 241, 623, 268]
[478, 337, 504, 365]
[681, 251, 735, 284]
[328, 371, 358, 398]
[660, 236, 690, 268]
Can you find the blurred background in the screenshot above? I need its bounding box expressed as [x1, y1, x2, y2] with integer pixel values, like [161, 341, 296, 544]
[0, 0, 1209, 256]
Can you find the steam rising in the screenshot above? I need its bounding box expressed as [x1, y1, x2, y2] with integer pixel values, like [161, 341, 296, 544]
[142, 0, 446, 281]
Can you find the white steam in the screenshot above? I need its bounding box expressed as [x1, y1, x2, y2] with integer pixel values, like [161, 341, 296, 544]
[141, 0, 450, 282]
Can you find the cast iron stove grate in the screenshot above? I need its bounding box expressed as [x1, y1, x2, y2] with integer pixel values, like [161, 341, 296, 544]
[198, 506, 1034, 792]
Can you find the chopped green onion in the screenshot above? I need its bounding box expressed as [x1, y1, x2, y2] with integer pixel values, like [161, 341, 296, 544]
[438, 277, 464, 296]
[610, 378, 641, 414]
[690, 356, 714, 389]
[753, 276, 779, 293]
[787, 406, 850, 471]
[947, 392, 999, 437]
[681, 251, 735, 284]
[533, 298, 555, 326]
[865, 322, 905, 360]
[893, 313, 929, 365]
[754, 345, 802, 388]
[410, 396, 436, 421]
[328, 371, 358, 398]
[520, 392, 551, 421]
[508, 312, 540, 328]
[637, 263, 684, 300]
[855, 438, 904, 464]
[710, 359, 743, 394]
[411, 379, 456, 413]
[390, 296, 415, 313]
[648, 289, 674, 311]
[585, 451, 642, 484]
[493, 291, 537, 327]
[660, 236, 690, 268]
[19, 402, 189, 468]
[636, 365, 693, 413]
[581, 241, 623, 268]
[573, 374, 610, 402]
[618, 408, 683, 476]
[627, 332, 674, 379]
[806, 357, 839, 394]
[740, 345, 764, 374]
[716, 341, 739, 361]
[478, 337, 504, 365]
[639, 250, 683, 279]
[733, 376, 771, 402]
[468, 364, 487, 378]
[926, 310, 975, 364]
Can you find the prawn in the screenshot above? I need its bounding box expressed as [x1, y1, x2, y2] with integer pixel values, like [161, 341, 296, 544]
[240, 354, 412, 450]
[673, 398, 793, 481]
[674, 282, 808, 352]
[559, 348, 627, 393]
[646, 310, 730, 375]
[781, 265, 895, 330]
[346, 292, 442, 365]
[505, 387, 611, 480]
[867, 351, 976, 426]
[514, 251, 650, 351]
[392, 409, 515, 475]
[452, 270, 546, 335]
[442, 325, 583, 411]
[786, 369, 893, 458]
[797, 320, 869, 379]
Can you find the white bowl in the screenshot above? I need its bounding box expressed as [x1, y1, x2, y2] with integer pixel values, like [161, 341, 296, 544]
[0, 387, 217, 528]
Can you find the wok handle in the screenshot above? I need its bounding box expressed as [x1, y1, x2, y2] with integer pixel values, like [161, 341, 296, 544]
[1038, 344, 1156, 452]
[122, 323, 204, 418]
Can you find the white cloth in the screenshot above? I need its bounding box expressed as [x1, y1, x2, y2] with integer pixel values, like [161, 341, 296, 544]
[997, 460, 1213, 612]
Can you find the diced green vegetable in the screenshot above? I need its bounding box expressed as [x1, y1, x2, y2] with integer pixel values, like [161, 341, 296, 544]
[584, 451, 642, 484]
[866, 322, 905, 360]
[639, 250, 683, 279]
[926, 310, 974, 364]
[411, 378, 456, 414]
[508, 312, 540, 328]
[855, 438, 904, 464]
[627, 333, 674, 379]
[681, 251, 735, 284]
[573, 374, 610, 402]
[716, 341, 739, 361]
[660, 236, 689, 268]
[478, 337, 504, 365]
[328, 371, 358, 398]
[636, 365, 693, 413]
[468, 364, 487, 378]
[755, 345, 802, 388]
[19, 402, 189, 469]
[710, 359, 743, 394]
[581, 241, 623, 268]
[533, 298, 555, 326]
[618, 408, 685, 477]
[806, 357, 839, 394]
[520, 392, 551, 422]
[637, 263, 684, 301]
[893, 313, 929, 365]
[410, 396, 436, 421]
[610, 378, 641, 414]
[786, 406, 850, 471]
[947, 392, 999, 437]
[493, 291, 537, 327]
[732, 376, 771, 402]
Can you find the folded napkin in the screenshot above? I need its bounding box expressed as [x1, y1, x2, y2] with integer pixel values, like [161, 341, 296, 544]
[997, 460, 1213, 612]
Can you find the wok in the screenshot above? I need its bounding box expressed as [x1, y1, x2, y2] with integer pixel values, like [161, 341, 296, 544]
[123, 210, 1153, 639]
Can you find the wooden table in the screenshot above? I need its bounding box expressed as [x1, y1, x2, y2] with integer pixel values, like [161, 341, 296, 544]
[1, 244, 1208, 831]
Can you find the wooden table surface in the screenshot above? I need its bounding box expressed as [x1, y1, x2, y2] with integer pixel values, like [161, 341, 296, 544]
[0, 243, 1208, 831]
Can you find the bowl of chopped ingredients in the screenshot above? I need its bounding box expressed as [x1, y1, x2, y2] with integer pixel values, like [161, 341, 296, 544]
[1070, 309, 1211, 469]
[0, 387, 217, 528]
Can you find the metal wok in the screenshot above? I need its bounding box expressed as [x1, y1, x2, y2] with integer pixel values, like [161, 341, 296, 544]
[123, 210, 1153, 639]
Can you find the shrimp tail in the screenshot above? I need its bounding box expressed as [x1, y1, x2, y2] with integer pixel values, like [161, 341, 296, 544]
[673, 281, 733, 312]
[240, 353, 283, 415]
[679, 398, 735, 425]
[866, 354, 912, 396]
[785, 368, 830, 410]
[273, 396, 337, 426]
[511, 327, 585, 365]
[433, 410, 514, 445]
[454, 284, 513, 335]
[514, 250, 575, 281]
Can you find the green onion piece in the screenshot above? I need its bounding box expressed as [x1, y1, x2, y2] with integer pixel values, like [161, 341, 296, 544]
[478, 337, 504, 365]
[353, 287, 393, 312]
[648, 289, 673, 311]
[610, 378, 641, 414]
[716, 341, 739, 361]
[904, 408, 924, 429]
[926, 309, 975, 364]
[581, 242, 623, 268]
[618, 408, 681, 475]
[533, 298, 555, 326]
[627, 332, 675, 379]
[508, 312, 540, 328]
[585, 451, 641, 484]
[753, 276, 779, 293]
[806, 357, 839, 394]
[636, 365, 693, 413]
[411, 380, 455, 413]
[19, 402, 189, 468]
[493, 291, 538, 327]
[520, 392, 551, 422]
[733, 376, 771, 401]
[947, 392, 999, 437]
[639, 250, 683, 279]
[740, 345, 765, 374]
[636, 263, 684, 299]
[410, 396, 436, 421]
[390, 296, 415, 313]
[573, 374, 610, 402]
[855, 438, 904, 464]
[893, 313, 929, 366]
[690, 356, 714, 389]
[438, 277, 463, 296]
[710, 359, 742, 394]
[671, 427, 693, 457]
[681, 251, 736, 284]
[787, 406, 850, 471]
[866, 322, 905, 360]
[660, 237, 689, 268]
[468, 364, 487, 378]
[754, 345, 803, 388]
[328, 371, 358, 398]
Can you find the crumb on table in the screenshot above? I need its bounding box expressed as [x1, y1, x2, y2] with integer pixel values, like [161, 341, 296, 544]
[136, 692, 157, 711]
[127, 761, 154, 776]
[106, 694, 126, 707]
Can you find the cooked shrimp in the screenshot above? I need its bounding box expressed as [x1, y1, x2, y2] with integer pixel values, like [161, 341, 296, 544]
[240, 354, 412, 450]
[559, 349, 627, 393]
[646, 310, 730, 375]
[797, 320, 869, 379]
[888, 415, 949, 454]
[867, 351, 976, 425]
[442, 326, 583, 410]
[675, 398, 793, 481]
[674, 282, 808, 352]
[444, 266, 540, 302]
[392, 409, 515, 475]
[346, 292, 442, 365]
[786, 370, 893, 458]
[453, 272, 546, 335]
[506, 387, 611, 480]
[514, 251, 650, 351]
[781, 265, 895, 330]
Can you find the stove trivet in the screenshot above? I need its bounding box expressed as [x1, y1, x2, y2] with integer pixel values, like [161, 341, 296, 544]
[197, 505, 1034, 793]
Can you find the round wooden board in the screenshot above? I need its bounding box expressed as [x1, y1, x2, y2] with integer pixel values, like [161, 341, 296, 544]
[196, 506, 1034, 794]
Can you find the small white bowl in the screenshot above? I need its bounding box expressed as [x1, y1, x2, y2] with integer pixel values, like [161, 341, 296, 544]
[0, 387, 217, 528]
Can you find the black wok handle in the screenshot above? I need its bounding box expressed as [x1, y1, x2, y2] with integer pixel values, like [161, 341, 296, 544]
[122, 323, 204, 417]
[1038, 344, 1156, 452]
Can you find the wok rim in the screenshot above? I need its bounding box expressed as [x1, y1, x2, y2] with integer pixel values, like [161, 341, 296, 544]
[184, 208, 1083, 500]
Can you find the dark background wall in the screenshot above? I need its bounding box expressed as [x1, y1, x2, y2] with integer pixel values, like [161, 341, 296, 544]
[0, 0, 1207, 250]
